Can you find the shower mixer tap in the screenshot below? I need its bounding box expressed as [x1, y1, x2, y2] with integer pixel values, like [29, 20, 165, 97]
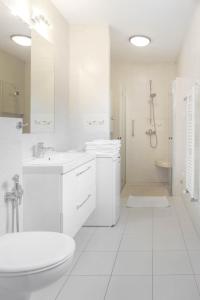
[147, 80, 158, 148]
[145, 129, 156, 136]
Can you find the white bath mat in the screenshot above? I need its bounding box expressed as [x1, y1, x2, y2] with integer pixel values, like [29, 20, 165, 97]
[127, 196, 169, 208]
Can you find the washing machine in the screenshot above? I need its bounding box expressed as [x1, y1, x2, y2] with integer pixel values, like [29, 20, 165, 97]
[85, 153, 121, 226]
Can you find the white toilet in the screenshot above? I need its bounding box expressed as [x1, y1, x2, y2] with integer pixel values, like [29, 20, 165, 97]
[0, 231, 75, 300]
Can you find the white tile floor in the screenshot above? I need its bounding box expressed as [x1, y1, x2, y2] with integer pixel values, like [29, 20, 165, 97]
[31, 184, 200, 300]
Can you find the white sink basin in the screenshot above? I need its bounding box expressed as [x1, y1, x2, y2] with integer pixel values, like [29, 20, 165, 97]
[28, 152, 86, 165]
[23, 151, 96, 174]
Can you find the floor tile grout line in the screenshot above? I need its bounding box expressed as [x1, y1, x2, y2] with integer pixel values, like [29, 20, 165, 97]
[55, 228, 98, 300]
[69, 227, 98, 274]
[81, 227, 98, 251]
[172, 199, 200, 297]
[83, 250, 153, 252]
[41, 190, 191, 299]
[181, 197, 200, 242]
[153, 273, 197, 276]
[103, 209, 129, 300]
[56, 190, 168, 300]
[152, 196, 180, 299]
[57, 273, 200, 278]
[56, 211, 128, 299]
[55, 275, 72, 300]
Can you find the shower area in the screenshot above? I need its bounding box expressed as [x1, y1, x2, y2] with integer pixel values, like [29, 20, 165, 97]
[112, 63, 175, 193]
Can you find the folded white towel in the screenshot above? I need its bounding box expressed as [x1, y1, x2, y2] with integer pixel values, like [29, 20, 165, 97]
[86, 145, 121, 150]
[86, 150, 120, 158]
[86, 139, 121, 146]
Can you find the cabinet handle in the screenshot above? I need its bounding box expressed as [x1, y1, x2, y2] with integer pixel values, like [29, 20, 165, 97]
[76, 194, 91, 210]
[76, 166, 91, 177]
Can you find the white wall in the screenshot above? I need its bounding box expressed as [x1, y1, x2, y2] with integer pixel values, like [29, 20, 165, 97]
[112, 62, 176, 185]
[68, 25, 111, 149]
[22, 0, 70, 161]
[174, 2, 200, 196]
[175, 2, 200, 231]
[0, 0, 70, 234]
[178, 3, 200, 79]
[0, 2, 112, 234]
[1, 1, 112, 162]
[23, 6, 112, 158]
[0, 118, 23, 235]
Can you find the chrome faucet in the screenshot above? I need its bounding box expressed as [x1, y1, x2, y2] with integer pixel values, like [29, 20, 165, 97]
[35, 142, 55, 158]
[5, 174, 23, 232]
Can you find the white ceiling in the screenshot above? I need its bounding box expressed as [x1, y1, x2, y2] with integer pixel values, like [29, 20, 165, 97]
[0, 2, 30, 62]
[51, 0, 197, 63]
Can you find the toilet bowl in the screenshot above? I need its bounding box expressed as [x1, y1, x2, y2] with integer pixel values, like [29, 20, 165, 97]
[0, 232, 75, 300]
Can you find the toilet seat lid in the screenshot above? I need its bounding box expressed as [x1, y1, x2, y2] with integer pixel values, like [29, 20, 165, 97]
[0, 232, 75, 273]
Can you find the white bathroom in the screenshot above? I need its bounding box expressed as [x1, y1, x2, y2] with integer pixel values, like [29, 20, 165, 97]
[1, 0, 200, 299]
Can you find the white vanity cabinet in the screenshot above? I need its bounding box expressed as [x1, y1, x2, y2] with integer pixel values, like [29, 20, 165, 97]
[61, 161, 96, 236]
[23, 154, 96, 237]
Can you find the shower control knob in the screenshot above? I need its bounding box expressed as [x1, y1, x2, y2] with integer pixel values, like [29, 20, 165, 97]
[146, 129, 156, 136]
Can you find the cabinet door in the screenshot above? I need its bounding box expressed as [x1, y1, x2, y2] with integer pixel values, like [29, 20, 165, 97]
[24, 173, 61, 232]
[62, 159, 96, 237]
[62, 170, 78, 237]
[76, 160, 96, 230]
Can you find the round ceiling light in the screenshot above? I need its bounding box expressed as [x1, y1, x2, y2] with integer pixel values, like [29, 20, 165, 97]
[129, 35, 151, 47]
[10, 35, 31, 47]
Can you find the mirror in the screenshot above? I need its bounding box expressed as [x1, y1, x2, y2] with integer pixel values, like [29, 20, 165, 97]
[31, 31, 54, 133]
[0, 2, 55, 133]
[0, 2, 31, 121]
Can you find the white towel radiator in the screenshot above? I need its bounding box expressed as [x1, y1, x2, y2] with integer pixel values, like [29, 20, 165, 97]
[185, 83, 200, 200]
